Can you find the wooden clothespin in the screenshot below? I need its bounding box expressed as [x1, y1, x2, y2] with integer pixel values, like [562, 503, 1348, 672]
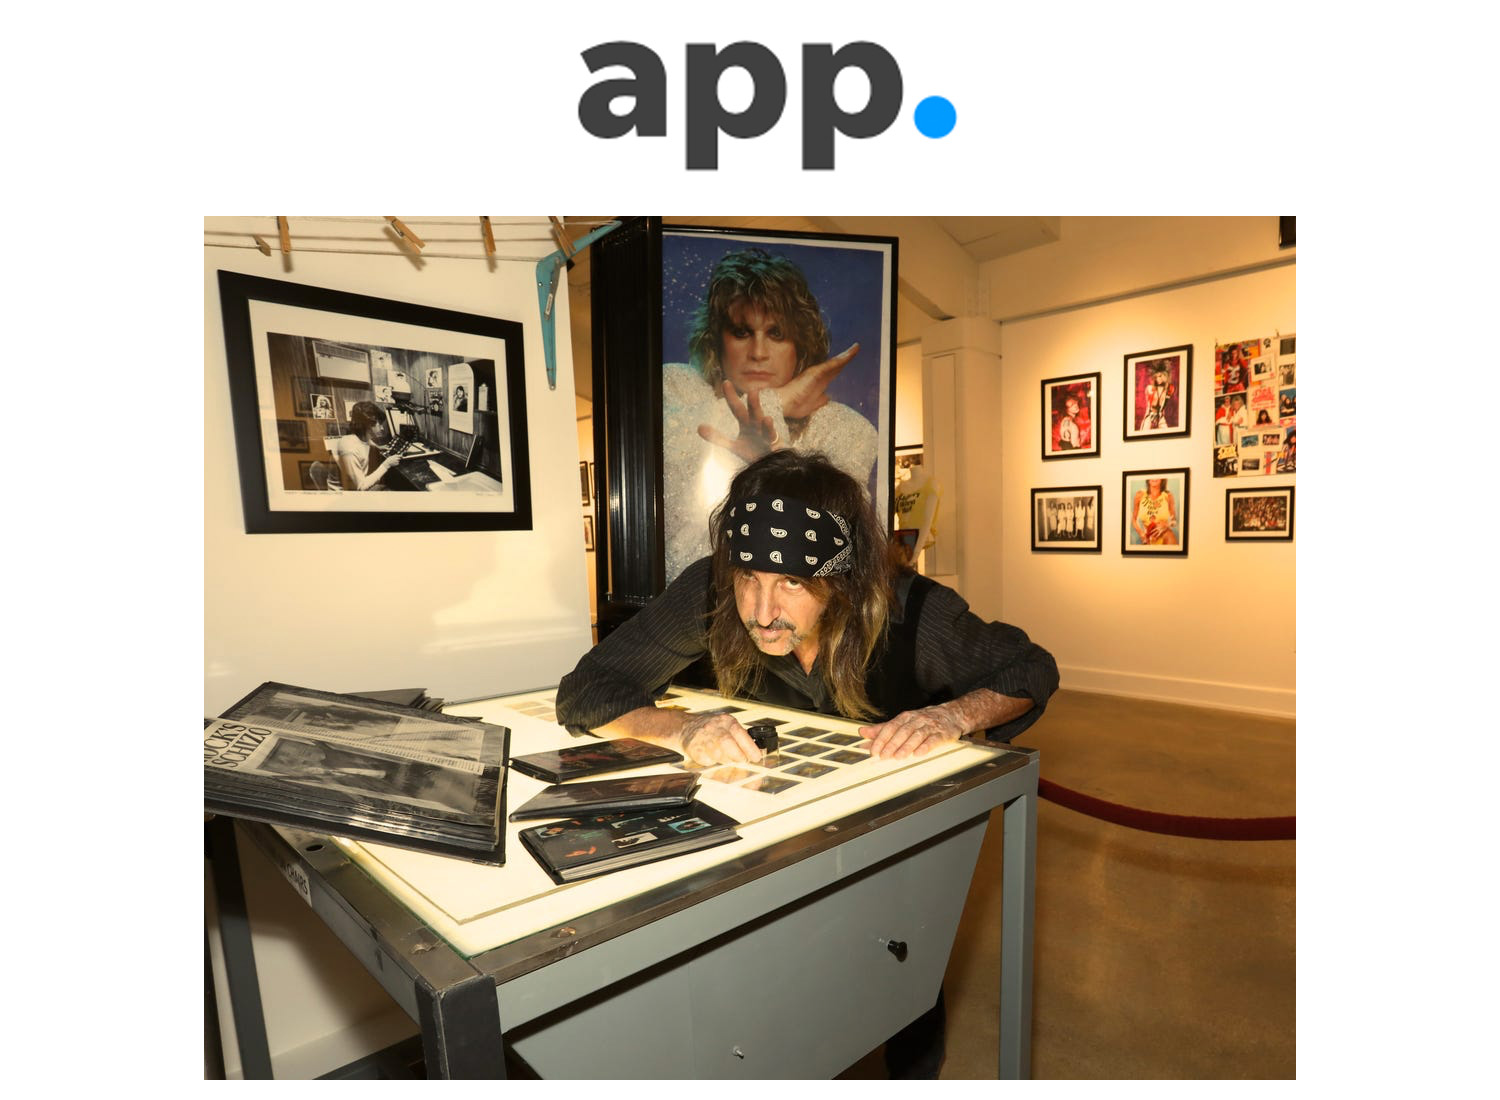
[277, 217, 291, 254]
[548, 216, 576, 258]
[385, 217, 426, 251]
[480, 216, 495, 256]
[252, 234, 272, 256]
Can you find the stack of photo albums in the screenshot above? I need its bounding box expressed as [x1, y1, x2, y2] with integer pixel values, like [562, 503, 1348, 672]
[204, 682, 511, 864]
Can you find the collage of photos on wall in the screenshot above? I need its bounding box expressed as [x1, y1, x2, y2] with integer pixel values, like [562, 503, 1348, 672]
[1034, 333, 1295, 555]
[1213, 334, 1296, 479]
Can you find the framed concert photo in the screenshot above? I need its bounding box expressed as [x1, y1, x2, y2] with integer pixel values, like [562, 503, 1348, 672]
[1041, 372, 1100, 459]
[217, 271, 532, 534]
[1123, 345, 1192, 441]
[1031, 486, 1103, 553]
[1225, 486, 1294, 541]
[1122, 468, 1190, 556]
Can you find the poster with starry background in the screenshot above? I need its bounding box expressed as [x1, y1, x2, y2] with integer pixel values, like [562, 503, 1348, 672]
[658, 228, 896, 583]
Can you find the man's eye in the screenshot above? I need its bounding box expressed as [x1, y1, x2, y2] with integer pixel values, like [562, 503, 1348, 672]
[730, 326, 750, 338]
[768, 327, 785, 341]
[782, 578, 802, 590]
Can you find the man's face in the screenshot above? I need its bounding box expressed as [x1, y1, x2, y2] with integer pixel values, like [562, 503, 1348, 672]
[722, 301, 799, 395]
[734, 569, 828, 657]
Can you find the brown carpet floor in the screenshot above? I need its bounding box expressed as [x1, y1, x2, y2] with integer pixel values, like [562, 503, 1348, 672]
[840, 688, 1296, 1079]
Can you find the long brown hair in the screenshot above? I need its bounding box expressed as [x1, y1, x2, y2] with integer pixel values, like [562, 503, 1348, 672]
[707, 450, 895, 720]
[688, 248, 831, 389]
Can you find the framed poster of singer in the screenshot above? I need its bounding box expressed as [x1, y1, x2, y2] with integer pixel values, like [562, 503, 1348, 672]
[659, 227, 896, 584]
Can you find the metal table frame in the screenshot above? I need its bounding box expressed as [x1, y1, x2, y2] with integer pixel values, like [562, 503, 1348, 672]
[210, 745, 1038, 1079]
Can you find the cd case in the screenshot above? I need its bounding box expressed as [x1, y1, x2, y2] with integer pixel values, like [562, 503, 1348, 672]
[508, 737, 684, 783]
[509, 772, 700, 822]
[205, 681, 511, 865]
[519, 802, 741, 883]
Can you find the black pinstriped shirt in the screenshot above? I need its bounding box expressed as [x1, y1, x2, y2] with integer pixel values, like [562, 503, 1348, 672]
[555, 558, 1059, 743]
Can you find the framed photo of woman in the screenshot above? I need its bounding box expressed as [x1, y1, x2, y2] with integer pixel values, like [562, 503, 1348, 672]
[1122, 468, 1189, 555]
[1041, 373, 1100, 459]
[1123, 345, 1192, 440]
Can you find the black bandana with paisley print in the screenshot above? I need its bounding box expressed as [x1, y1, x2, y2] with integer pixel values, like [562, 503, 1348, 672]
[724, 493, 853, 577]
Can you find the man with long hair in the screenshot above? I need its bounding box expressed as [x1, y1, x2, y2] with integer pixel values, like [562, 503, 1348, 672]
[556, 449, 1056, 1077]
[558, 449, 1056, 768]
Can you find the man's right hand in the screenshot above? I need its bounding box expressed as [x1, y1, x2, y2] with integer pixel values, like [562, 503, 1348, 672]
[679, 711, 764, 766]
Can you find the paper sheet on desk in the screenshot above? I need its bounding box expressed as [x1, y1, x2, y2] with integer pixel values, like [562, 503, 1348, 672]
[337, 689, 1007, 956]
[425, 469, 505, 493]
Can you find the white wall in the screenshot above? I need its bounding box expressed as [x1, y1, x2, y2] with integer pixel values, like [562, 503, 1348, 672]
[204, 232, 593, 1076]
[983, 263, 1296, 716]
[203, 244, 592, 713]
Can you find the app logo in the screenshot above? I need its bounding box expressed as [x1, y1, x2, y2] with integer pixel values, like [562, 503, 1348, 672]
[579, 41, 955, 169]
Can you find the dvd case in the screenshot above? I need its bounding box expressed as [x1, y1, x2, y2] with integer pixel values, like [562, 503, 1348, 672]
[518, 802, 741, 883]
[204, 682, 511, 865]
[508, 737, 684, 783]
[508, 773, 699, 822]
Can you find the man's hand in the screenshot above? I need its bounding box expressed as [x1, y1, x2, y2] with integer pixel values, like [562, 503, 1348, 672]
[775, 342, 859, 419]
[698, 384, 781, 463]
[858, 704, 966, 760]
[679, 711, 764, 766]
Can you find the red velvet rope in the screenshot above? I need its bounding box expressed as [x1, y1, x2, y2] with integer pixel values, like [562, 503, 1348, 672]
[1038, 778, 1295, 841]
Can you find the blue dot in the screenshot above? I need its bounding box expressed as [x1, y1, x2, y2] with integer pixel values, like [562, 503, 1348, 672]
[914, 96, 956, 138]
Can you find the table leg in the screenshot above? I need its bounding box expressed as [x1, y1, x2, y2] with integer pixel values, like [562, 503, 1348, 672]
[206, 817, 274, 1079]
[998, 788, 1037, 1079]
[417, 972, 508, 1079]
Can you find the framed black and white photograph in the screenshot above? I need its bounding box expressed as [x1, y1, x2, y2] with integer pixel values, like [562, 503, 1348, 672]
[580, 461, 591, 505]
[218, 271, 531, 533]
[583, 514, 595, 551]
[1226, 487, 1294, 541]
[1042, 372, 1100, 459]
[1031, 486, 1103, 552]
[1123, 345, 1192, 440]
[1123, 468, 1190, 555]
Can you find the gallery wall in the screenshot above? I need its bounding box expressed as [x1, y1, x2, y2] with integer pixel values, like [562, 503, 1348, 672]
[981, 262, 1296, 716]
[203, 242, 593, 715]
[204, 230, 593, 1077]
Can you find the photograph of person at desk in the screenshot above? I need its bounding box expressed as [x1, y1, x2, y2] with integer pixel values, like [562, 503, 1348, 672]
[326, 400, 499, 493]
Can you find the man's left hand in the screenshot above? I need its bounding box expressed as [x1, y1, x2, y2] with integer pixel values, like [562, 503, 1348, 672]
[858, 705, 966, 760]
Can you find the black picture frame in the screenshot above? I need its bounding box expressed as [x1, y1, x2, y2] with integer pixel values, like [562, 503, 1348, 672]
[1041, 372, 1101, 459]
[589, 218, 898, 636]
[580, 461, 591, 505]
[217, 271, 531, 534]
[1031, 486, 1103, 553]
[1123, 345, 1192, 441]
[1122, 468, 1189, 555]
[1225, 486, 1294, 541]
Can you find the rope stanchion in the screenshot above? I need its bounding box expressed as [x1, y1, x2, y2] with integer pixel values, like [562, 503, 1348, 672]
[1038, 778, 1294, 841]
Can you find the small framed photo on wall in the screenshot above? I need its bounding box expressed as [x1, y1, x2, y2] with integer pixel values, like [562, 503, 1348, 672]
[1123, 345, 1192, 441]
[580, 461, 591, 505]
[1031, 486, 1103, 552]
[584, 514, 595, 551]
[1042, 373, 1100, 459]
[1225, 486, 1294, 541]
[1122, 468, 1190, 555]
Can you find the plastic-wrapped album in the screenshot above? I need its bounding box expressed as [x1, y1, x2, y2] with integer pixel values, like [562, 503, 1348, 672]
[204, 682, 510, 864]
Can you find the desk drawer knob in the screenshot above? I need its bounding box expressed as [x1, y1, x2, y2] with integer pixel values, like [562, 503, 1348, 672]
[887, 939, 908, 962]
